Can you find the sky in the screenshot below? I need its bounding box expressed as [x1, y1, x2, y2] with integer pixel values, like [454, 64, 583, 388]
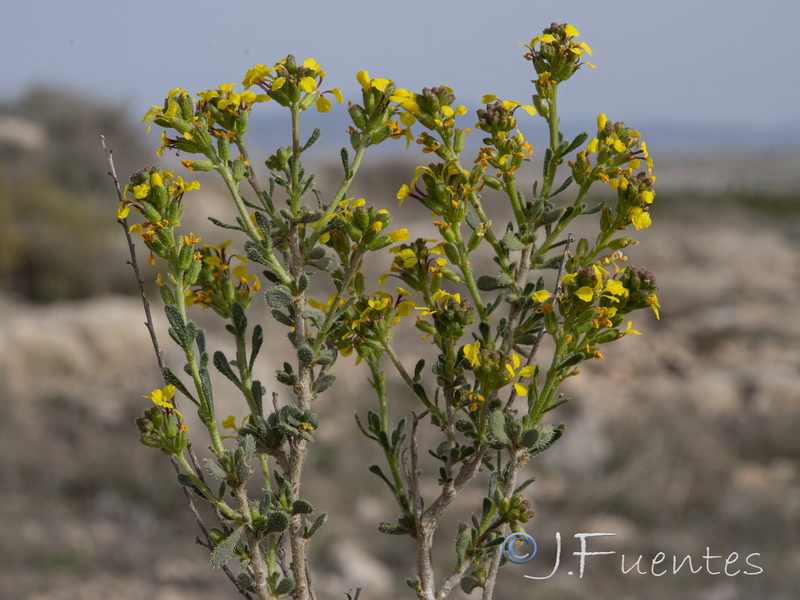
[2, 0, 798, 152]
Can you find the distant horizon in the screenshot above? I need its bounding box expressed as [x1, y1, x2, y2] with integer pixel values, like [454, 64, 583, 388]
[1, 0, 798, 146]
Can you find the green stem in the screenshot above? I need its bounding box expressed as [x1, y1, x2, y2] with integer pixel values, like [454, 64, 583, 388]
[173, 453, 237, 520]
[310, 248, 364, 355]
[367, 356, 410, 513]
[235, 134, 277, 218]
[451, 225, 486, 321]
[502, 172, 524, 226]
[534, 180, 592, 260]
[306, 141, 368, 249]
[172, 270, 226, 457]
[290, 100, 303, 214]
[540, 85, 560, 199]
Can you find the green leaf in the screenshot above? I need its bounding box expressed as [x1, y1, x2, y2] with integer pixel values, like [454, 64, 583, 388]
[564, 131, 589, 155]
[207, 216, 244, 231]
[460, 576, 481, 594]
[313, 374, 335, 394]
[302, 127, 321, 152]
[557, 353, 585, 371]
[250, 325, 264, 371]
[340, 147, 352, 179]
[544, 310, 558, 336]
[245, 240, 270, 265]
[275, 577, 295, 597]
[199, 368, 214, 412]
[176, 473, 200, 495]
[413, 359, 426, 382]
[304, 512, 327, 538]
[239, 434, 256, 463]
[291, 499, 314, 515]
[542, 147, 554, 181]
[262, 511, 290, 534]
[367, 410, 381, 434]
[354, 412, 377, 441]
[488, 410, 509, 444]
[391, 418, 407, 450]
[455, 522, 470, 568]
[550, 176, 574, 198]
[519, 428, 540, 449]
[235, 572, 254, 592]
[477, 275, 503, 291]
[213, 351, 241, 388]
[528, 423, 566, 457]
[254, 211, 272, 238]
[544, 395, 570, 413]
[210, 524, 245, 568]
[368, 465, 396, 493]
[379, 521, 414, 535]
[266, 286, 293, 308]
[501, 231, 525, 252]
[161, 368, 198, 405]
[164, 304, 185, 334]
[231, 302, 247, 337]
[487, 471, 499, 500]
[271, 309, 294, 327]
[204, 458, 228, 480]
[514, 476, 536, 494]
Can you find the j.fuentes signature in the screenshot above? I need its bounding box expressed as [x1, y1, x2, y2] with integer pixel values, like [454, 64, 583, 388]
[502, 532, 763, 579]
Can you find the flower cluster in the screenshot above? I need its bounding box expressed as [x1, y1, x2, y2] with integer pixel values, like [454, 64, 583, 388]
[185, 240, 261, 317]
[522, 22, 595, 89]
[243, 56, 343, 113]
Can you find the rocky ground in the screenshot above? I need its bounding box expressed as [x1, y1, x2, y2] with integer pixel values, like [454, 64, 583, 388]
[1, 159, 799, 599]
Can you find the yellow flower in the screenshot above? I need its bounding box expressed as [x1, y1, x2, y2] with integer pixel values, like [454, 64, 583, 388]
[463, 341, 481, 368]
[168, 176, 201, 196]
[646, 295, 661, 320]
[639, 190, 655, 204]
[299, 77, 317, 93]
[356, 70, 371, 92]
[302, 58, 324, 75]
[505, 353, 535, 396]
[133, 183, 150, 200]
[143, 384, 185, 423]
[602, 279, 627, 298]
[182, 232, 202, 246]
[531, 290, 552, 302]
[388, 228, 409, 242]
[629, 207, 652, 230]
[316, 95, 332, 113]
[620, 321, 641, 337]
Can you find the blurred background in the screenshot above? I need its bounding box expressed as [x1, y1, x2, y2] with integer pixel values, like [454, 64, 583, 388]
[1, 1, 799, 599]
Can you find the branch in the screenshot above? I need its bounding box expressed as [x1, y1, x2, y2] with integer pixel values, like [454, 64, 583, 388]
[100, 135, 165, 372]
[505, 233, 574, 411]
[101, 135, 246, 596]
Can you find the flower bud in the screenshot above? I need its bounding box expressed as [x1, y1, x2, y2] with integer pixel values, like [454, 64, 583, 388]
[217, 135, 230, 161]
[454, 128, 466, 153]
[181, 159, 214, 172]
[482, 175, 504, 190]
[176, 92, 194, 121]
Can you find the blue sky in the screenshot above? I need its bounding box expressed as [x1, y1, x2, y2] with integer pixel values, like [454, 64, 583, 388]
[3, 0, 798, 150]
